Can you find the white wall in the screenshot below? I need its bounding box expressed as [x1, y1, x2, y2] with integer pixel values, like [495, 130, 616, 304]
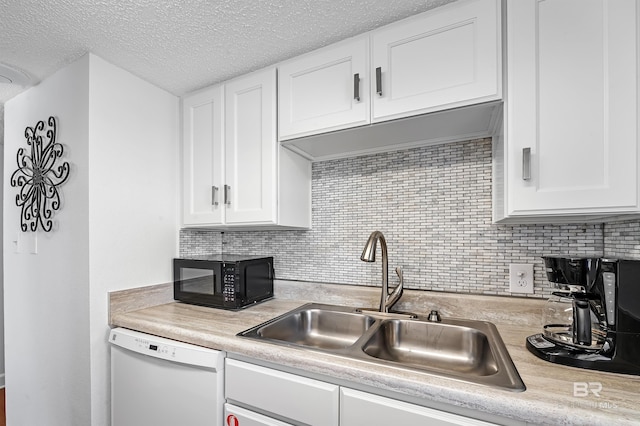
[0, 104, 5, 388]
[87, 54, 179, 426]
[4, 55, 92, 426]
[3, 54, 179, 425]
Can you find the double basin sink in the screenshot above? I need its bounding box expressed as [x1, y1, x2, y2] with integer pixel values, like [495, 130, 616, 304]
[238, 303, 525, 391]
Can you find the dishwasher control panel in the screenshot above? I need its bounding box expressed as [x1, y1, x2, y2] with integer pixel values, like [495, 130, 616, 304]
[136, 337, 176, 358]
[109, 327, 225, 370]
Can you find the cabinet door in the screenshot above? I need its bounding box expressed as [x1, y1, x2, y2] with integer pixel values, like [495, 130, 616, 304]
[506, 0, 639, 216]
[225, 68, 278, 224]
[182, 85, 224, 225]
[278, 36, 370, 140]
[371, 0, 501, 122]
[225, 359, 339, 426]
[340, 388, 492, 426]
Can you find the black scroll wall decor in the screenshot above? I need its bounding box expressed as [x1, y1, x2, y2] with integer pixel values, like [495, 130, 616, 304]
[10, 116, 70, 232]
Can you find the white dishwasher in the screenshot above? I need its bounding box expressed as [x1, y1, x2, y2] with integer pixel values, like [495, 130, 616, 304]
[109, 327, 225, 426]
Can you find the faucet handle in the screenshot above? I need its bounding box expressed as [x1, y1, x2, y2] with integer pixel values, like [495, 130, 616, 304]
[386, 267, 404, 310]
[428, 310, 442, 322]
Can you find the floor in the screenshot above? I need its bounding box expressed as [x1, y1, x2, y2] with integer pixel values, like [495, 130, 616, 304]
[1, 388, 5, 426]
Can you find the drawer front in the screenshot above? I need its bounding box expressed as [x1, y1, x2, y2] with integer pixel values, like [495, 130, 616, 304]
[224, 403, 293, 426]
[225, 359, 339, 426]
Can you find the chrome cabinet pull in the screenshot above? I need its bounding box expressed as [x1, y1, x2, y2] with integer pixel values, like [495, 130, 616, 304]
[224, 184, 231, 205]
[522, 147, 531, 181]
[375, 67, 382, 97]
[211, 186, 219, 206]
[354, 73, 360, 102]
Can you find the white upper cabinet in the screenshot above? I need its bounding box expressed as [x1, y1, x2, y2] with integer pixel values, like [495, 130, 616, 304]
[182, 67, 311, 229]
[279, 0, 502, 161]
[371, 0, 501, 122]
[278, 36, 370, 140]
[224, 68, 277, 224]
[495, 0, 640, 222]
[182, 85, 224, 226]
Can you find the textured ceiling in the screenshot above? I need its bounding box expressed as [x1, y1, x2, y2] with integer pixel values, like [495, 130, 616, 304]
[0, 0, 456, 110]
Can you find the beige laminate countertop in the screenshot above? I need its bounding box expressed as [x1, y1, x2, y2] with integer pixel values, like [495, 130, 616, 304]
[109, 281, 640, 425]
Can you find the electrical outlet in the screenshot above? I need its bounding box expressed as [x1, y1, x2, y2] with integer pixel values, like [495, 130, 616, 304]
[509, 264, 534, 294]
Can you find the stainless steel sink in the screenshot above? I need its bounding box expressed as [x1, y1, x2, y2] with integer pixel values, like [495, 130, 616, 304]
[362, 319, 499, 376]
[256, 308, 375, 350]
[238, 303, 525, 392]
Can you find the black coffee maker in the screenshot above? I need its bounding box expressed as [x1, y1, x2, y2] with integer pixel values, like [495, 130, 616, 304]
[526, 257, 640, 375]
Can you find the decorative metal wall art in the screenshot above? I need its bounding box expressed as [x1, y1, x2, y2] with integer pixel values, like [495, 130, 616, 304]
[10, 116, 70, 232]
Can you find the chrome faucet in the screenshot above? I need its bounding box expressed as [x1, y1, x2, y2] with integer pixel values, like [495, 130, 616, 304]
[361, 231, 404, 313]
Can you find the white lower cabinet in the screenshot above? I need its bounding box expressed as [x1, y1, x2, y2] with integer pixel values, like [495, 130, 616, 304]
[225, 359, 339, 426]
[340, 388, 494, 426]
[225, 359, 497, 426]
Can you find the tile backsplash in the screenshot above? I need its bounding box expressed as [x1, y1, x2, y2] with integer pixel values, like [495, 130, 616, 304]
[180, 138, 639, 299]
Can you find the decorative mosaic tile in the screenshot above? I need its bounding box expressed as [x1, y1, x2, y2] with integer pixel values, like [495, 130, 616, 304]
[604, 220, 640, 259]
[180, 139, 636, 299]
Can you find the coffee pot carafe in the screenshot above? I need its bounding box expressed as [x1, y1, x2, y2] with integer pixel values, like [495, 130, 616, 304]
[527, 257, 640, 375]
[539, 257, 605, 350]
[542, 292, 605, 349]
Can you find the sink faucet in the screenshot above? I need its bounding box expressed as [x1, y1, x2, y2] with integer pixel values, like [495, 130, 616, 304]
[361, 231, 404, 313]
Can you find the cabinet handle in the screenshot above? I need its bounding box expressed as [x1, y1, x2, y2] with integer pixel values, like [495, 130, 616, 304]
[224, 184, 231, 205]
[211, 186, 219, 206]
[375, 67, 382, 97]
[353, 73, 360, 102]
[522, 148, 531, 181]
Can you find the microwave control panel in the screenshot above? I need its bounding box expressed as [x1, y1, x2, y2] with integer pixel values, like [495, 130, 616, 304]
[222, 263, 237, 303]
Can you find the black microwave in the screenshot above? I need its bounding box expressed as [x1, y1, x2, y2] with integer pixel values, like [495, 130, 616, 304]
[173, 255, 274, 310]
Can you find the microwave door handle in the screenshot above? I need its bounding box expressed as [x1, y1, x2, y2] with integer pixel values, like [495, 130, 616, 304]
[214, 268, 221, 295]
